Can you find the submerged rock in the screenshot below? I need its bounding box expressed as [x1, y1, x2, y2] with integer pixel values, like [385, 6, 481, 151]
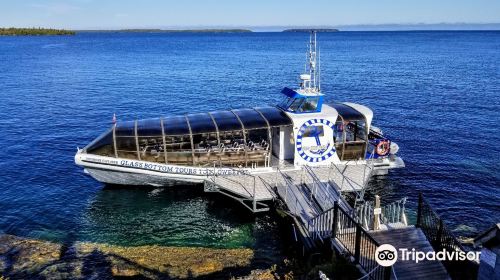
[0, 234, 272, 279]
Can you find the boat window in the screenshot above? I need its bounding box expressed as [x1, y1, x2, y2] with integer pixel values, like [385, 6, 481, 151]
[334, 120, 345, 144]
[345, 121, 367, 142]
[232, 108, 268, 129]
[335, 118, 368, 161]
[86, 129, 114, 157]
[164, 134, 193, 166]
[299, 97, 319, 112]
[254, 106, 292, 127]
[157, 116, 192, 165]
[192, 132, 219, 166]
[137, 118, 165, 163]
[279, 96, 292, 109]
[115, 121, 138, 159]
[288, 98, 304, 112]
[245, 129, 270, 167]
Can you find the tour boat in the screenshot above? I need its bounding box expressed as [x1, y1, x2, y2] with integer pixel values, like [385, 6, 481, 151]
[75, 32, 404, 186]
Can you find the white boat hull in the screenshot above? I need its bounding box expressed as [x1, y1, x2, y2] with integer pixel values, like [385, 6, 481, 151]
[75, 151, 404, 186]
[75, 152, 274, 186]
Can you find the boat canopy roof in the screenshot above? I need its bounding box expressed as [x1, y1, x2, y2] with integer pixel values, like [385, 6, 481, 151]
[329, 103, 367, 121]
[113, 106, 292, 137]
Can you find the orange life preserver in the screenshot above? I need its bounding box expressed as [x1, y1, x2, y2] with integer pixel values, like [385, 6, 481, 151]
[376, 140, 390, 156]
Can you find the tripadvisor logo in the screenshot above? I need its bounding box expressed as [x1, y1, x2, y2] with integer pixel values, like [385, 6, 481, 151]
[375, 244, 481, 267]
[375, 244, 398, 267]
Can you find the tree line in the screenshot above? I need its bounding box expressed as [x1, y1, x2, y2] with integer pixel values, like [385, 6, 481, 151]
[0, 28, 75, 36]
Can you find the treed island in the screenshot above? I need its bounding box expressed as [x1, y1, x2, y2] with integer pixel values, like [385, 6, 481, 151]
[0, 27, 75, 36]
[0, 27, 253, 35]
[0, 27, 341, 36]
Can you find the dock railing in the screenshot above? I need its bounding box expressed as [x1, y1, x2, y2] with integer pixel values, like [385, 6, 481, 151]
[335, 202, 392, 280]
[309, 202, 392, 280]
[416, 193, 478, 279]
[304, 165, 336, 209]
[207, 161, 262, 211]
[276, 168, 310, 217]
[356, 197, 408, 231]
[307, 205, 336, 241]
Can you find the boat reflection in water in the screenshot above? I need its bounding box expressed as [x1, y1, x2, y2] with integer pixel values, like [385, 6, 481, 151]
[75, 31, 404, 186]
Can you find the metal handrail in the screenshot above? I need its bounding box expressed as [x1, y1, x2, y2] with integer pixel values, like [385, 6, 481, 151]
[328, 162, 361, 192]
[276, 168, 310, 217]
[356, 197, 408, 230]
[304, 165, 335, 206]
[210, 161, 255, 198]
[416, 193, 478, 279]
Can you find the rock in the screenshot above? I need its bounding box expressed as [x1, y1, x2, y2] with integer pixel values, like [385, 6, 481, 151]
[0, 234, 260, 279]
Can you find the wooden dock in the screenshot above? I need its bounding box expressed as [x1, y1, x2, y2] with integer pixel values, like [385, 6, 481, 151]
[370, 227, 450, 280]
[202, 164, 468, 280]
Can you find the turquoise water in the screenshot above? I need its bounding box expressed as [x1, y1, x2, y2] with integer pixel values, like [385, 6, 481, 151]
[0, 31, 498, 250]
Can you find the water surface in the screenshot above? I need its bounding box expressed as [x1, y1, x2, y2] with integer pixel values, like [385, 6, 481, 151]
[0, 31, 498, 249]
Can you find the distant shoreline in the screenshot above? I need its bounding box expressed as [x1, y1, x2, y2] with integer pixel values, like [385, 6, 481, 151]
[78, 28, 253, 33]
[1, 27, 499, 36]
[0, 28, 75, 36]
[282, 28, 339, 32]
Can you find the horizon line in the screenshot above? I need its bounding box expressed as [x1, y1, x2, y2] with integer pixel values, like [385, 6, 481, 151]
[2, 22, 500, 31]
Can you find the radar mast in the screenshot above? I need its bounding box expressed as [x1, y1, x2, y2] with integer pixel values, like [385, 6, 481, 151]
[299, 30, 321, 94]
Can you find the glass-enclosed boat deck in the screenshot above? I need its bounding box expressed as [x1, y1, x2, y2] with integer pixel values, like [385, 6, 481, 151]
[85, 106, 292, 168]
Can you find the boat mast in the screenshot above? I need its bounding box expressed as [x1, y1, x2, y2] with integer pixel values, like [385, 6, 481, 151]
[300, 30, 320, 94]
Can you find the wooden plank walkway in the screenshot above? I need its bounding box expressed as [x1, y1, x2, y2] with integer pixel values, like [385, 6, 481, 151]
[370, 227, 450, 280]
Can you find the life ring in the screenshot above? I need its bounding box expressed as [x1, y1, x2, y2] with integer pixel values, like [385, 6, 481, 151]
[376, 140, 390, 156]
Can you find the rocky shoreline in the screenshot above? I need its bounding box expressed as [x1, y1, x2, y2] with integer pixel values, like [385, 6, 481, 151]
[0, 234, 283, 279]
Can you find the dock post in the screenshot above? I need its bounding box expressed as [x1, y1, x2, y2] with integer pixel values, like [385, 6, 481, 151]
[436, 219, 444, 247]
[373, 195, 381, 231]
[383, 266, 392, 280]
[252, 177, 256, 212]
[285, 183, 288, 203]
[354, 223, 362, 263]
[275, 168, 278, 188]
[416, 192, 423, 228]
[332, 201, 339, 239]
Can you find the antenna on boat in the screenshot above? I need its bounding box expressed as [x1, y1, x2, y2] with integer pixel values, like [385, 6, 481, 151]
[318, 47, 321, 92]
[299, 30, 320, 94]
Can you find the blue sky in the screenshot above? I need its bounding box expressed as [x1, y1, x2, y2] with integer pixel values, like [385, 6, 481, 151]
[1, 0, 499, 29]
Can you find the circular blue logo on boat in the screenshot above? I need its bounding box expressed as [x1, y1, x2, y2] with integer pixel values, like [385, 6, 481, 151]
[296, 119, 336, 162]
